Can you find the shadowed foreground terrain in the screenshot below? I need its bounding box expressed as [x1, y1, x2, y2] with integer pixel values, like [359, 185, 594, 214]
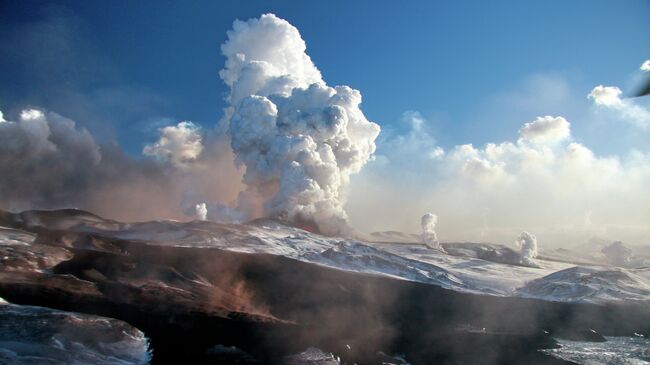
[1, 209, 649, 364]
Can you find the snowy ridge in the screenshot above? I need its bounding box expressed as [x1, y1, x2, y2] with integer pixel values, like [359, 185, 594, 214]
[61, 217, 570, 298]
[2, 209, 650, 305]
[303, 240, 466, 291]
[80, 218, 470, 292]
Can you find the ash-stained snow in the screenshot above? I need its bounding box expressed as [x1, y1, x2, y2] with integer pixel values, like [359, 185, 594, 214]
[0, 298, 150, 365]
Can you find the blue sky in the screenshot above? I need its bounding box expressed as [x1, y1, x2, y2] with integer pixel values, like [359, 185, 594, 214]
[1, 0, 649, 155]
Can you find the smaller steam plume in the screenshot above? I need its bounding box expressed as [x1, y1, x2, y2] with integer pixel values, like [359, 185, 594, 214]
[195, 203, 208, 221]
[515, 231, 538, 266]
[421, 213, 444, 252]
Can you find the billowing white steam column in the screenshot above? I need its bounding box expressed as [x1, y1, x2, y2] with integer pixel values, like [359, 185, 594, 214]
[220, 14, 380, 235]
[516, 231, 538, 266]
[195, 203, 208, 221]
[421, 213, 444, 251]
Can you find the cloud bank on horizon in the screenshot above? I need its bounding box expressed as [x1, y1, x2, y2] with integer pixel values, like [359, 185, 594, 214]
[0, 13, 649, 247]
[347, 107, 650, 245]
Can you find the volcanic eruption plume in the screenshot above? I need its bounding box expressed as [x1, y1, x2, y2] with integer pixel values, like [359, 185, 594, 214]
[219, 14, 381, 235]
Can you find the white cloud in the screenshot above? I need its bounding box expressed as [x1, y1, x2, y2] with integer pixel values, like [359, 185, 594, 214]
[518, 116, 570, 144]
[375, 111, 442, 165]
[588, 85, 623, 107]
[347, 113, 650, 246]
[641, 60, 650, 72]
[143, 121, 203, 167]
[589, 85, 650, 129]
[429, 146, 445, 160]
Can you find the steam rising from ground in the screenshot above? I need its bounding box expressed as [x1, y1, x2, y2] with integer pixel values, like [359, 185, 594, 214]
[219, 14, 380, 235]
[515, 232, 538, 266]
[421, 213, 443, 251]
[195, 203, 208, 221]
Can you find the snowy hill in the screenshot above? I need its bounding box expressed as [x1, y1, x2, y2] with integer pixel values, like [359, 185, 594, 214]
[516, 266, 650, 304]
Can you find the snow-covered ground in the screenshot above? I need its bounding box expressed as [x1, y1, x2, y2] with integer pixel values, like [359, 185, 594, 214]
[57, 216, 648, 304]
[373, 242, 575, 296]
[0, 297, 150, 365]
[3, 210, 650, 305]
